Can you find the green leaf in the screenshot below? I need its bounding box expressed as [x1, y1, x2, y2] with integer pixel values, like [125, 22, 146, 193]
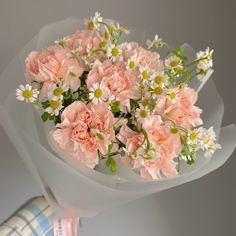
[41, 112, 50, 122]
[106, 157, 111, 167]
[108, 143, 113, 153]
[110, 157, 117, 172]
[106, 156, 117, 173]
[41, 100, 50, 109]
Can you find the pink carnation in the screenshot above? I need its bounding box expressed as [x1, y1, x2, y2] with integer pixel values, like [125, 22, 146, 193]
[25, 46, 84, 97]
[117, 115, 182, 180]
[52, 101, 115, 169]
[65, 30, 102, 55]
[87, 60, 140, 112]
[120, 42, 163, 71]
[157, 86, 203, 128]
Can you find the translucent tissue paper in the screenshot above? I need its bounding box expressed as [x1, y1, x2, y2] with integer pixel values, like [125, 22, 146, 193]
[0, 18, 236, 220]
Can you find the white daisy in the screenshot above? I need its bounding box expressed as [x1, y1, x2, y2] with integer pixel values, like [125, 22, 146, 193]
[140, 93, 152, 107]
[167, 87, 179, 103]
[151, 85, 166, 100]
[117, 24, 130, 34]
[151, 71, 168, 87]
[89, 83, 109, 104]
[201, 127, 221, 157]
[45, 97, 63, 116]
[106, 44, 121, 61]
[55, 37, 68, 48]
[204, 143, 221, 158]
[186, 127, 204, 150]
[135, 105, 150, 123]
[196, 47, 213, 71]
[139, 66, 151, 83]
[165, 55, 183, 70]
[93, 12, 103, 25]
[16, 84, 39, 103]
[126, 54, 138, 71]
[146, 34, 165, 49]
[47, 83, 69, 100]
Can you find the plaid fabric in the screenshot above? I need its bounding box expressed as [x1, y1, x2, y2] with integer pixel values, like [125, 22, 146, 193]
[0, 196, 53, 236]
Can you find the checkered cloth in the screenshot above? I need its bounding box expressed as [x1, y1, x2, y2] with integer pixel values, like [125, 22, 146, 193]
[0, 196, 53, 236]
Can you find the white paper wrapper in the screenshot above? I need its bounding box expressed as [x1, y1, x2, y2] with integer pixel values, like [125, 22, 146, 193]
[0, 18, 235, 219]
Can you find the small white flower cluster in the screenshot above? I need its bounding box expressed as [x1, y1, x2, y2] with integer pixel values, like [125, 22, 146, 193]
[45, 83, 69, 116]
[196, 47, 214, 81]
[146, 34, 165, 49]
[186, 126, 221, 158]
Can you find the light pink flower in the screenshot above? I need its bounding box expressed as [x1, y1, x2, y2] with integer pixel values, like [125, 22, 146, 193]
[87, 60, 141, 112]
[65, 30, 102, 55]
[52, 101, 115, 169]
[117, 115, 182, 180]
[157, 86, 202, 128]
[120, 42, 163, 71]
[117, 125, 144, 153]
[25, 46, 84, 96]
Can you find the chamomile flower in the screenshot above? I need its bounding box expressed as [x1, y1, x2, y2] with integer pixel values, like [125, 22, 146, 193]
[141, 93, 152, 107]
[85, 12, 103, 30]
[16, 84, 39, 103]
[89, 83, 109, 104]
[146, 34, 165, 49]
[135, 105, 150, 123]
[167, 87, 179, 103]
[47, 83, 69, 100]
[126, 54, 138, 70]
[165, 55, 183, 70]
[201, 127, 221, 157]
[106, 44, 121, 61]
[139, 66, 151, 83]
[117, 24, 130, 34]
[45, 97, 63, 116]
[196, 47, 213, 71]
[151, 71, 168, 87]
[186, 127, 204, 150]
[204, 143, 221, 158]
[71, 47, 82, 57]
[151, 85, 166, 100]
[55, 37, 68, 48]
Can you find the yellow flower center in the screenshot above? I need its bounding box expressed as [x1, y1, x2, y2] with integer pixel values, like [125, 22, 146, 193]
[94, 88, 103, 98]
[22, 90, 33, 99]
[99, 41, 107, 48]
[111, 47, 119, 57]
[142, 99, 149, 106]
[169, 92, 176, 100]
[170, 60, 179, 67]
[140, 109, 148, 118]
[119, 26, 127, 32]
[144, 154, 152, 160]
[142, 70, 149, 80]
[171, 127, 179, 134]
[50, 100, 60, 110]
[154, 87, 163, 95]
[53, 87, 63, 97]
[108, 25, 116, 32]
[189, 132, 197, 141]
[154, 76, 164, 84]
[104, 31, 109, 39]
[87, 21, 94, 30]
[129, 61, 135, 69]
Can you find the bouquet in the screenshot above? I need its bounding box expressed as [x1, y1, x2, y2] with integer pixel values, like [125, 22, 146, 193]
[1, 13, 235, 235]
